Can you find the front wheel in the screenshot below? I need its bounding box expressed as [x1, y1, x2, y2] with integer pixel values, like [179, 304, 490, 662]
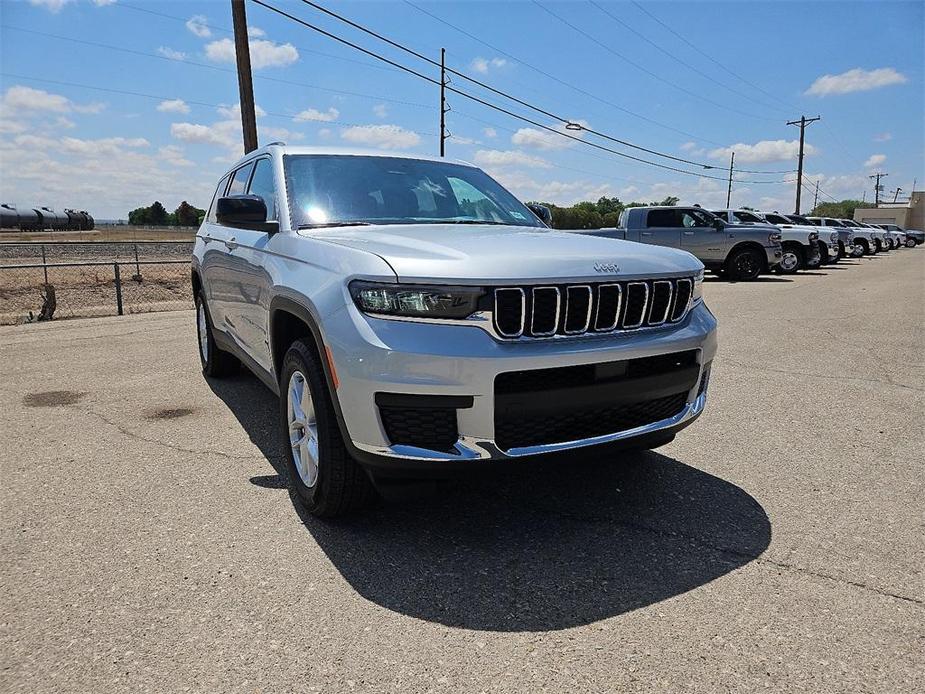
[907, 238, 916, 248]
[776, 244, 803, 274]
[726, 247, 765, 281]
[279, 339, 374, 517]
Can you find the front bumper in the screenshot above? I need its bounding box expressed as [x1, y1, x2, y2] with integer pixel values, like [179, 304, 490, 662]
[805, 242, 822, 267]
[324, 301, 718, 464]
[766, 246, 783, 269]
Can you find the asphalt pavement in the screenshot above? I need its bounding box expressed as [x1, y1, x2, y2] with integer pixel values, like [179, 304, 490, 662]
[1, 249, 923, 693]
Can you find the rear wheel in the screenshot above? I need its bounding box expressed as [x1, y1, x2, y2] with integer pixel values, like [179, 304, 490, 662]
[279, 339, 374, 517]
[726, 247, 765, 281]
[195, 291, 238, 377]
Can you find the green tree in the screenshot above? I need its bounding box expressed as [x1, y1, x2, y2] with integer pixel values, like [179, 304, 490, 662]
[810, 200, 871, 219]
[148, 201, 168, 226]
[174, 201, 205, 226]
[128, 206, 149, 225]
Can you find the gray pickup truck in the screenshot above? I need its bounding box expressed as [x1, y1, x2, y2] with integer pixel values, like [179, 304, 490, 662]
[579, 206, 782, 281]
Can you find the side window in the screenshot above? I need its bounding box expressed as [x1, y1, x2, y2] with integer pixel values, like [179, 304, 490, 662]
[646, 209, 680, 227]
[227, 162, 255, 197]
[247, 158, 277, 221]
[681, 210, 712, 228]
[206, 174, 231, 223]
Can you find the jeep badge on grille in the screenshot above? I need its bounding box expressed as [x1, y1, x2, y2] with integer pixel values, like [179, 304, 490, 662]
[593, 263, 620, 273]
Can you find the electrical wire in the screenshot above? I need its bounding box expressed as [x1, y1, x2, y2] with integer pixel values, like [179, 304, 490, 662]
[532, 1, 779, 123]
[280, 1, 793, 177]
[403, 0, 727, 147]
[250, 0, 793, 184]
[587, 0, 788, 115]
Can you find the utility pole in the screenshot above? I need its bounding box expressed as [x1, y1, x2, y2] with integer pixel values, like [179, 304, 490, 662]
[725, 151, 734, 208]
[787, 115, 821, 214]
[231, 0, 258, 154]
[869, 172, 888, 206]
[813, 180, 819, 210]
[439, 48, 447, 157]
[890, 187, 903, 203]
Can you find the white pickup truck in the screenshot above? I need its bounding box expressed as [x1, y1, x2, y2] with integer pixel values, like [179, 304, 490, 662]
[711, 209, 822, 273]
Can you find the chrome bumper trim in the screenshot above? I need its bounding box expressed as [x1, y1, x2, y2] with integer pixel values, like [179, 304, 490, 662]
[353, 391, 708, 462]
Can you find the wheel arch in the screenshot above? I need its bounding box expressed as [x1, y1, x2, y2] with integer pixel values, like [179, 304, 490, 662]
[724, 241, 769, 272]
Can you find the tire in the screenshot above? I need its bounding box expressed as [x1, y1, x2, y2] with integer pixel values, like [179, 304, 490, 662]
[278, 339, 374, 517]
[874, 239, 883, 253]
[195, 290, 238, 377]
[776, 243, 803, 274]
[856, 239, 871, 256]
[837, 241, 846, 260]
[907, 238, 916, 248]
[725, 246, 765, 281]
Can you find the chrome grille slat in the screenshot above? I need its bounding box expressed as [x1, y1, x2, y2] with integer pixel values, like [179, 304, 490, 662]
[648, 280, 673, 326]
[530, 286, 560, 336]
[493, 277, 695, 340]
[594, 284, 622, 331]
[622, 282, 649, 329]
[564, 285, 593, 334]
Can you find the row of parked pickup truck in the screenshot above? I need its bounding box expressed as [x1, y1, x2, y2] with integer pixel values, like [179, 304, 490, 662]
[574, 206, 923, 281]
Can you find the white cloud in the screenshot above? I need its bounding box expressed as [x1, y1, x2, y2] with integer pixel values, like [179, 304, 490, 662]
[511, 120, 588, 151]
[805, 67, 908, 96]
[294, 107, 340, 123]
[216, 102, 267, 119]
[157, 99, 190, 114]
[158, 145, 193, 167]
[205, 37, 299, 69]
[873, 132, 892, 142]
[373, 103, 389, 118]
[171, 122, 235, 148]
[473, 149, 550, 169]
[55, 116, 76, 129]
[448, 135, 481, 145]
[248, 26, 266, 38]
[1, 85, 104, 116]
[863, 154, 886, 169]
[157, 46, 187, 61]
[28, 0, 73, 12]
[92, 0, 117, 6]
[680, 141, 697, 151]
[708, 139, 816, 163]
[340, 124, 420, 149]
[482, 127, 497, 139]
[317, 128, 333, 139]
[186, 15, 211, 38]
[470, 57, 507, 74]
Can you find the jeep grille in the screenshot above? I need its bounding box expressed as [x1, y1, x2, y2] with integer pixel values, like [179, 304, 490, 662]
[493, 277, 693, 339]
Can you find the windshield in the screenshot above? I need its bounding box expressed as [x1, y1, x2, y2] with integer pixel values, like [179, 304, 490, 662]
[764, 214, 790, 225]
[283, 154, 544, 229]
[787, 214, 811, 225]
[840, 219, 859, 227]
[825, 219, 845, 227]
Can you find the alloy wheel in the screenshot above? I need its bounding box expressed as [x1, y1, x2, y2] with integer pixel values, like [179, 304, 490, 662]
[287, 370, 320, 488]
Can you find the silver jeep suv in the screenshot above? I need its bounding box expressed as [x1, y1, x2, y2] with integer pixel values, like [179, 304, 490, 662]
[192, 145, 717, 516]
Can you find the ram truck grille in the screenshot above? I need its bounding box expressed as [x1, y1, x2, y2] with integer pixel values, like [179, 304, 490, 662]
[493, 277, 693, 339]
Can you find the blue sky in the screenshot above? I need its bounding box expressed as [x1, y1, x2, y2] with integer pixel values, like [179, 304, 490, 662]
[1, 0, 922, 219]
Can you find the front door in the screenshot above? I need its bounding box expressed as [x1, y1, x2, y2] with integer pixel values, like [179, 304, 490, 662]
[679, 209, 727, 266]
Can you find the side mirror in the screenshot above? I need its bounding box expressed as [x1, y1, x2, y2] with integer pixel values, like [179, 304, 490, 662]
[713, 217, 725, 231]
[216, 195, 278, 233]
[526, 203, 553, 227]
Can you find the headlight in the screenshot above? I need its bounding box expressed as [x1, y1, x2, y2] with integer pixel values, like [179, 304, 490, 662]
[830, 232, 839, 243]
[769, 232, 782, 243]
[349, 281, 484, 319]
[809, 232, 819, 241]
[691, 270, 704, 305]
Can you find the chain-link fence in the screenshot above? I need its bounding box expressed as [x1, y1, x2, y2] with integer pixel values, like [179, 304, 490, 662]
[0, 240, 193, 325]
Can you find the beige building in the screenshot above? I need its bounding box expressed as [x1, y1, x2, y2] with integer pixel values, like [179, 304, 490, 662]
[855, 191, 924, 230]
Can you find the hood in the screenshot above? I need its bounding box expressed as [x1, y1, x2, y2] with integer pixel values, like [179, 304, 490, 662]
[308, 223, 702, 284]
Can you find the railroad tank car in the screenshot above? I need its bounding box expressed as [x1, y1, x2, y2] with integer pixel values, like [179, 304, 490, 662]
[39, 207, 69, 230]
[0, 204, 43, 230]
[0, 204, 17, 229]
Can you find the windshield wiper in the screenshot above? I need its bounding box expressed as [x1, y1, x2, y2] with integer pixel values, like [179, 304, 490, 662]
[297, 221, 372, 229]
[428, 219, 513, 225]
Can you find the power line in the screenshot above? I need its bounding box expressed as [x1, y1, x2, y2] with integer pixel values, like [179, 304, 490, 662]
[629, 0, 798, 113]
[532, 1, 779, 123]
[402, 0, 727, 146]
[0, 72, 438, 134]
[588, 0, 788, 115]
[250, 0, 792, 184]
[279, 1, 792, 176]
[0, 25, 437, 111]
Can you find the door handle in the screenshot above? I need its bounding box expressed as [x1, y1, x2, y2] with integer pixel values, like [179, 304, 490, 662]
[641, 231, 653, 236]
[683, 231, 695, 236]
[224, 237, 238, 250]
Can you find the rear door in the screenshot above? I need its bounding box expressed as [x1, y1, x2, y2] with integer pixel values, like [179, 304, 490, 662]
[679, 208, 726, 265]
[640, 208, 682, 248]
[199, 173, 232, 328]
